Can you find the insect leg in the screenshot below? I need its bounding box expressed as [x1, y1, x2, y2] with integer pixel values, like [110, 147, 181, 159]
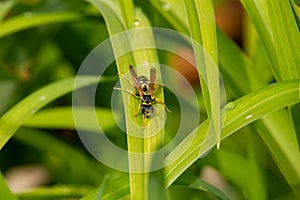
[117, 73, 134, 86]
[154, 98, 171, 113]
[151, 83, 166, 95]
[113, 87, 136, 96]
[155, 83, 165, 88]
[134, 104, 142, 117]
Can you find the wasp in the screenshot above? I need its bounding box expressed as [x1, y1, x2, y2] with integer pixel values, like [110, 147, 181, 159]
[114, 65, 170, 128]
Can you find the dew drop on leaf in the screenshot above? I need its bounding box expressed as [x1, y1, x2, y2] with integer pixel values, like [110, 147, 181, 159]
[246, 114, 253, 119]
[161, 2, 171, 11]
[40, 95, 46, 101]
[225, 102, 236, 110]
[24, 12, 32, 19]
[133, 19, 140, 26]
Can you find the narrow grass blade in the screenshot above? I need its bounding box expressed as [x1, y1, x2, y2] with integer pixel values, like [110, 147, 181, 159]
[265, 1, 300, 190]
[183, 0, 221, 148]
[291, 0, 300, 23]
[118, 0, 134, 29]
[86, 0, 165, 199]
[241, 2, 300, 192]
[81, 175, 130, 200]
[291, 104, 300, 147]
[165, 80, 300, 187]
[149, 0, 267, 94]
[219, 25, 300, 193]
[23, 107, 115, 132]
[95, 175, 109, 200]
[241, 0, 300, 80]
[174, 176, 230, 200]
[239, 0, 279, 79]
[266, 0, 300, 80]
[150, 0, 300, 195]
[148, 151, 167, 200]
[149, 0, 188, 33]
[17, 185, 92, 200]
[0, 76, 115, 150]
[0, 12, 83, 38]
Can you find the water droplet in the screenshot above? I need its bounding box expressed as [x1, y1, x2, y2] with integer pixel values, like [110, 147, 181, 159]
[8, 130, 12, 134]
[40, 95, 46, 101]
[133, 19, 140, 26]
[24, 12, 32, 19]
[161, 2, 171, 11]
[225, 102, 236, 110]
[246, 114, 252, 120]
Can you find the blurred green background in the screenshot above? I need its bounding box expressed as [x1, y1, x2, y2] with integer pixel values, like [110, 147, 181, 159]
[0, 0, 300, 199]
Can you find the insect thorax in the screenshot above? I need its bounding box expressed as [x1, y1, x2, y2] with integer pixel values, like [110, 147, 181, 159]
[142, 94, 153, 104]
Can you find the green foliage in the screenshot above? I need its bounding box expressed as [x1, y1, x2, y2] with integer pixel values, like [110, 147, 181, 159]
[0, 0, 299, 199]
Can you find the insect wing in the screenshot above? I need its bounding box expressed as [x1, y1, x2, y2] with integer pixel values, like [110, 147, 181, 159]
[129, 65, 143, 96]
[149, 67, 156, 96]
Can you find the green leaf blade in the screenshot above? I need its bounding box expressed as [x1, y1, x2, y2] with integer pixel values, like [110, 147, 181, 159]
[86, 1, 166, 199]
[0, 76, 114, 150]
[175, 176, 231, 200]
[183, 0, 222, 148]
[0, 12, 83, 38]
[165, 80, 300, 187]
[23, 107, 115, 132]
[267, 0, 300, 80]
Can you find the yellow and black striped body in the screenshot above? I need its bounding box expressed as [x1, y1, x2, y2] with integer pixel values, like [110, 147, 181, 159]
[136, 76, 155, 118]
